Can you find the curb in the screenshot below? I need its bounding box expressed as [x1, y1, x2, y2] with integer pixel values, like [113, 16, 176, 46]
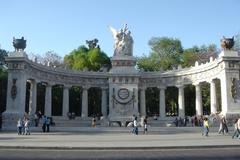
[1, 145, 240, 150]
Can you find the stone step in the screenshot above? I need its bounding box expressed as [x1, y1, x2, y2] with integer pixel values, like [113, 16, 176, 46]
[29, 126, 232, 133]
[38, 116, 92, 127]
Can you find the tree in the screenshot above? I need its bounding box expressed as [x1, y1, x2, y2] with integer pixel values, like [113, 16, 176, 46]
[64, 39, 111, 71]
[181, 44, 218, 68]
[0, 49, 8, 65]
[181, 48, 197, 67]
[29, 51, 63, 67]
[137, 55, 161, 71]
[137, 37, 183, 71]
[42, 51, 63, 67]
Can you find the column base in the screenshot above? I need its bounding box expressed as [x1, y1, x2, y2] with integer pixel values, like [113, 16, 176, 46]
[1, 111, 25, 130]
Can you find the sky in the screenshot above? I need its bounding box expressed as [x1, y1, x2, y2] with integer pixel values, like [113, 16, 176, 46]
[0, 0, 240, 58]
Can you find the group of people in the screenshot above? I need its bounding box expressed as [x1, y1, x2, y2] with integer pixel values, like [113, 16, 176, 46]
[173, 116, 189, 127]
[17, 111, 52, 135]
[197, 114, 240, 138]
[17, 117, 30, 135]
[130, 114, 240, 138]
[16, 111, 240, 139]
[34, 111, 51, 132]
[131, 116, 148, 135]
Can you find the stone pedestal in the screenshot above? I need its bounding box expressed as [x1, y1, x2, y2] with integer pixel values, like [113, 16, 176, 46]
[218, 50, 240, 118]
[2, 55, 27, 130]
[108, 55, 139, 126]
[219, 50, 239, 57]
[2, 112, 25, 130]
[108, 83, 138, 126]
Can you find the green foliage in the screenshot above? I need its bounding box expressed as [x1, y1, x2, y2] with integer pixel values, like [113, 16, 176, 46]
[137, 55, 161, 71]
[149, 37, 183, 70]
[0, 49, 8, 65]
[137, 37, 183, 71]
[181, 48, 197, 67]
[64, 41, 111, 71]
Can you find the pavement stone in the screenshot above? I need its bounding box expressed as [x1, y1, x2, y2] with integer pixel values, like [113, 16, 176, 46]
[0, 127, 240, 150]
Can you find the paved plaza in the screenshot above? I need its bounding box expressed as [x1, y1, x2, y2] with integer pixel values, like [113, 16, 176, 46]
[0, 127, 240, 150]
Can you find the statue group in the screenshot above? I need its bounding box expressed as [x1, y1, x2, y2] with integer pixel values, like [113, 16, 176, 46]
[109, 24, 133, 56]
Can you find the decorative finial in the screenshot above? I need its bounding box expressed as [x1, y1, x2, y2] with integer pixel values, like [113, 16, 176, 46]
[13, 37, 27, 52]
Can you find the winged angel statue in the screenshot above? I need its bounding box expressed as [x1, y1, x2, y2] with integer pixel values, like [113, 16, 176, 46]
[109, 24, 133, 56]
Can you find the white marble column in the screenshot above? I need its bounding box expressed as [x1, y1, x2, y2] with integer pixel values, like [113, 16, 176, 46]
[81, 86, 89, 117]
[195, 83, 203, 116]
[177, 85, 185, 117]
[101, 87, 108, 117]
[210, 80, 217, 114]
[140, 87, 146, 117]
[62, 85, 71, 117]
[159, 87, 166, 118]
[28, 80, 37, 116]
[45, 83, 52, 117]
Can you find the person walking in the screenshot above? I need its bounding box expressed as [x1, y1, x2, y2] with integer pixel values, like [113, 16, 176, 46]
[46, 117, 51, 132]
[232, 118, 240, 139]
[24, 118, 30, 135]
[203, 117, 209, 136]
[42, 115, 47, 132]
[17, 119, 23, 135]
[219, 116, 228, 135]
[34, 113, 39, 127]
[92, 116, 96, 127]
[133, 117, 138, 135]
[143, 116, 148, 134]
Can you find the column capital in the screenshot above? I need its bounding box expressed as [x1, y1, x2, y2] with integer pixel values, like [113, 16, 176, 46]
[101, 86, 108, 90]
[139, 86, 147, 91]
[208, 79, 216, 83]
[193, 82, 201, 86]
[82, 85, 90, 90]
[63, 84, 72, 89]
[45, 82, 54, 87]
[157, 86, 166, 90]
[176, 85, 185, 89]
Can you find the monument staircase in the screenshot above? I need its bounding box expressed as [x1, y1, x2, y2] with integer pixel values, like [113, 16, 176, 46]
[50, 116, 221, 128]
[51, 116, 176, 127]
[51, 116, 92, 127]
